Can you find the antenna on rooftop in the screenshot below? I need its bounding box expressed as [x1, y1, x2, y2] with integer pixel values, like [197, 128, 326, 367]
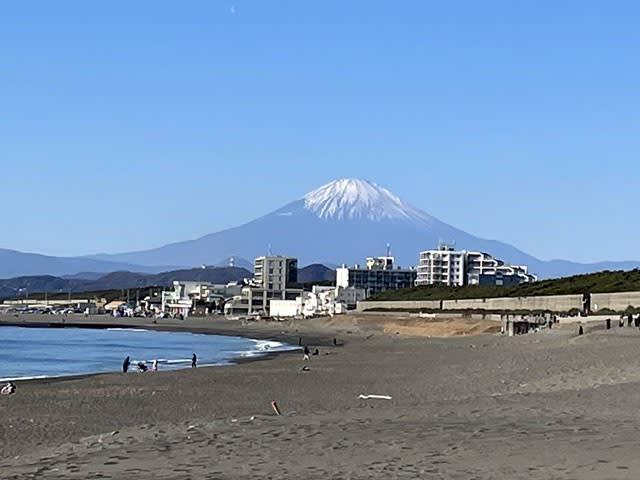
[386, 243, 391, 257]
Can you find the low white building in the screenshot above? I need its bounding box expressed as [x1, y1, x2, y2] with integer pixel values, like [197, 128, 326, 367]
[162, 281, 244, 317]
[266, 285, 366, 319]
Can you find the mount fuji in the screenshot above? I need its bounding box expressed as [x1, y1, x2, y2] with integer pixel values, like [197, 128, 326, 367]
[86, 178, 638, 279]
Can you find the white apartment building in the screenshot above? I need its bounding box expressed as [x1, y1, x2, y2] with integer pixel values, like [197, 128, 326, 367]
[465, 252, 535, 285]
[416, 244, 536, 287]
[415, 246, 466, 286]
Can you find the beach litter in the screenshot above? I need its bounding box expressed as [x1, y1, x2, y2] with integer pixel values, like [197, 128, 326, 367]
[271, 400, 282, 416]
[358, 394, 392, 400]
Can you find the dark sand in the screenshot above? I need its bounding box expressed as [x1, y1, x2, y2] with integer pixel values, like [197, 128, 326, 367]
[2, 313, 640, 479]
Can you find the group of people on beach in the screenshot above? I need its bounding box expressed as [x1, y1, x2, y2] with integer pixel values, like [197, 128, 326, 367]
[122, 353, 197, 373]
[122, 356, 156, 373]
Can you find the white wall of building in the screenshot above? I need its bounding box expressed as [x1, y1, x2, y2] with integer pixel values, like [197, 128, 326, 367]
[336, 267, 350, 288]
[270, 299, 300, 318]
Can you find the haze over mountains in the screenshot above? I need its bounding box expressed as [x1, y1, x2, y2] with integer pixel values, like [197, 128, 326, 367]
[0, 248, 176, 279]
[1, 178, 637, 279]
[0, 264, 334, 299]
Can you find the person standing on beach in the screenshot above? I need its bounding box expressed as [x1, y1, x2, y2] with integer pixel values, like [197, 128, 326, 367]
[122, 356, 131, 373]
[303, 345, 310, 361]
[191, 353, 197, 368]
[151, 359, 158, 372]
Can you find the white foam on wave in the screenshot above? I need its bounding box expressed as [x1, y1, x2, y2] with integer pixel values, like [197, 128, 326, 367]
[106, 328, 150, 333]
[251, 339, 285, 350]
[234, 339, 300, 358]
[0, 374, 49, 382]
[163, 358, 193, 365]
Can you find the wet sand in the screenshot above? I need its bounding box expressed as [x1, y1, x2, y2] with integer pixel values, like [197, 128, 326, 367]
[2, 313, 640, 478]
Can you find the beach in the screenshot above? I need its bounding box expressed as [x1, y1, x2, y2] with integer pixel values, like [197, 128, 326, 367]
[2, 313, 640, 478]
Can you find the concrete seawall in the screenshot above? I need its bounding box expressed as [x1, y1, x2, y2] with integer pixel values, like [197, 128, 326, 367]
[356, 300, 442, 311]
[359, 291, 640, 313]
[441, 295, 584, 312]
[358, 294, 584, 313]
[591, 292, 640, 312]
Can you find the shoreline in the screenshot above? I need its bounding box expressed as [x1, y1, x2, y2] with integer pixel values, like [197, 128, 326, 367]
[0, 317, 306, 384]
[0, 313, 340, 345]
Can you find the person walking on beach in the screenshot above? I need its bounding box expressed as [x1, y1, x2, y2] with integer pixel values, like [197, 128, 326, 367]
[122, 356, 131, 373]
[303, 345, 310, 361]
[151, 359, 158, 372]
[191, 353, 197, 368]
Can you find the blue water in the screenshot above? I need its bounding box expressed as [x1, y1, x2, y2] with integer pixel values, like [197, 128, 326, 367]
[0, 326, 297, 380]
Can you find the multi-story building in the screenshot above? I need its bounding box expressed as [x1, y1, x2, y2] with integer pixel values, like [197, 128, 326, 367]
[336, 256, 417, 296]
[416, 244, 536, 286]
[253, 256, 298, 291]
[224, 255, 303, 317]
[415, 246, 466, 286]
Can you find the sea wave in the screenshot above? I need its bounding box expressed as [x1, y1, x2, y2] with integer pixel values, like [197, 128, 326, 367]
[0, 374, 49, 382]
[251, 339, 285, 350]
[106, 328, 151, 333]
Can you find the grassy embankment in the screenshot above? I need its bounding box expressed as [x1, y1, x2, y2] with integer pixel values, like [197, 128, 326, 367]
[366, 270, 640, 315]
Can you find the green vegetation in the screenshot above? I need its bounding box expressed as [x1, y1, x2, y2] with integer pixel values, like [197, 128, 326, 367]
[368, 269, 640, 302]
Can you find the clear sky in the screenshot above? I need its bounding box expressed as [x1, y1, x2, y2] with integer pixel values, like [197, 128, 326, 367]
[1, 1, 639, 263]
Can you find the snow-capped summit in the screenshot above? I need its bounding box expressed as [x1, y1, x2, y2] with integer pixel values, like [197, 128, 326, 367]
[303, 178, 433, 225]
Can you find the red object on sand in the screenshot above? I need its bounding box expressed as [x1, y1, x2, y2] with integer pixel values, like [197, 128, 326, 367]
[271, 400, 281, 416]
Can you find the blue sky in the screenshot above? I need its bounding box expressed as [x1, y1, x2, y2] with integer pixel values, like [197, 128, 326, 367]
[1, 1, 639, 263]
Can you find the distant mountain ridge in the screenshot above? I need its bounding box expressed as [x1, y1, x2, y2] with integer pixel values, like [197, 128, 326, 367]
[297, 264, 335, 283]
[0, 266, 250, 299]
[0, 264, 335, 299]
[2, 179, 638, 279]
[0, 248, 178, 279]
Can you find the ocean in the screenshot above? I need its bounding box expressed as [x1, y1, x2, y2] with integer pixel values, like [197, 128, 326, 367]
[0, 326, 297, 381]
